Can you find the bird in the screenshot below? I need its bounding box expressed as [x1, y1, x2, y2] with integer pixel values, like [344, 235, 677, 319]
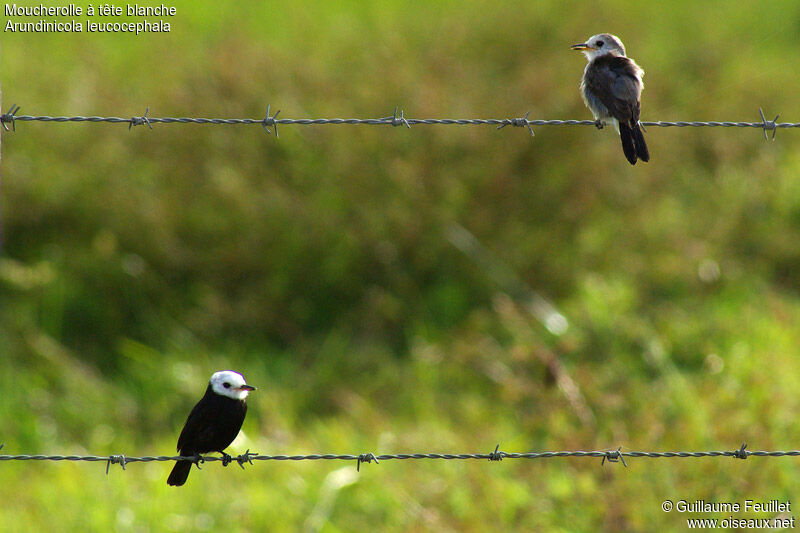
[571, 33, 649, 165]
[167, 370, 256, 486]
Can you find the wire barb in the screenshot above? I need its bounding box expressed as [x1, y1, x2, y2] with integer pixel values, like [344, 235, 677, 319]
[1, 104, 20, 131]
[262, 105, 280, 137]
[602, 446, 627, 467]
[106, 454, 127, 474]
[497, 111, 534, 136]
[759, 108, 779, 141]
[356, 452, 378, 471]
[732, 443, 749, 460]
[488, 444, 504, 461]
[387, 106, 410, 128]
[129, 107, 152, 130]
[236, 450, 256, 470]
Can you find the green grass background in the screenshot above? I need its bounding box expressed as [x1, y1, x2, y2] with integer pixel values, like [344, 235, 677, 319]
[3, 0, 800, 530]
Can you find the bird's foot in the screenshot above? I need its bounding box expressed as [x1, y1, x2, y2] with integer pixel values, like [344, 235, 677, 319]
[220, 452, 233, 467]
[192, 454, 205, 470]
[594, 120, 604, 130]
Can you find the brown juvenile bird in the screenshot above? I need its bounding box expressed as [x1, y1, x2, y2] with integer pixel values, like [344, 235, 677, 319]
[572, 33, 649, 165]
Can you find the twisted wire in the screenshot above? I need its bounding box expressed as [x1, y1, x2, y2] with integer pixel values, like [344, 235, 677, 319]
[1, 443, 797, 473]
[0, 105, 792, 140]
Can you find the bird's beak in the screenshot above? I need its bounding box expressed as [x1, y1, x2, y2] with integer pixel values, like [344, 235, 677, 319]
[238, 385, 256, 392]
[571, 43, 594, 51]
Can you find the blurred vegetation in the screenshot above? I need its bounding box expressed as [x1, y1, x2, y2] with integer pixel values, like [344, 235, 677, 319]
[3, 0, 800, 530]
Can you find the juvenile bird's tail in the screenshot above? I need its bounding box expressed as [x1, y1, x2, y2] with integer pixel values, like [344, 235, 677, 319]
[631, 121, 649, 163]
[618, 121, 649, 165]
[618, 122, 638, 165]
[167, 459, 192, 486]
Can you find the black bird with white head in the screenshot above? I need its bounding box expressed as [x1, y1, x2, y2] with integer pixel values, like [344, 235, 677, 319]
[571, 33, 650, 165]
[167, 370, 256, 486]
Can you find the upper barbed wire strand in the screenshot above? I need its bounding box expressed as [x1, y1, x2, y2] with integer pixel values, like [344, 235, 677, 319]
[0, 106, 793, 140]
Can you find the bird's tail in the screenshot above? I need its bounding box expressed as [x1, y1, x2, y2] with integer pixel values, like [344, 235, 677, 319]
[631, 121, 649, 163]
[167, 459, 192, 486]
[618, 122, 638, 165]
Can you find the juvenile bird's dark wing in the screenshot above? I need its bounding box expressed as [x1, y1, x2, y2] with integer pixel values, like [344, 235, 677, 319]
[585, 55, 642, 123]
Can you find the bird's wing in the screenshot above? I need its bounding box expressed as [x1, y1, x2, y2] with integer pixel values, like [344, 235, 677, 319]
[176, 398, 213, 453]
[176, 394, 247, 454]
[586, 56, 642, 123]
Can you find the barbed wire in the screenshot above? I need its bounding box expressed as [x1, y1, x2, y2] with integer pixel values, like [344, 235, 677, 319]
[1, 443, 798, 474]
[0, 105, 792, 141]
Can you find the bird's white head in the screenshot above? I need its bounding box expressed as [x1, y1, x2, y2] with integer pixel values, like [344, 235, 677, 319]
[209, 370, 256, 400]
[571, 33, 626, 61]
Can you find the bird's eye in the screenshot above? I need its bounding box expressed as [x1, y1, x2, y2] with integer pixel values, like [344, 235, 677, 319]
[223, 382, 231, 388]
[595, 40, 604, 47]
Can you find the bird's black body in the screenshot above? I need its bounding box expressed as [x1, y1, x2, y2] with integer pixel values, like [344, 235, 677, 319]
[167, 383, 248, 486]
[582, 54, 649, 165]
